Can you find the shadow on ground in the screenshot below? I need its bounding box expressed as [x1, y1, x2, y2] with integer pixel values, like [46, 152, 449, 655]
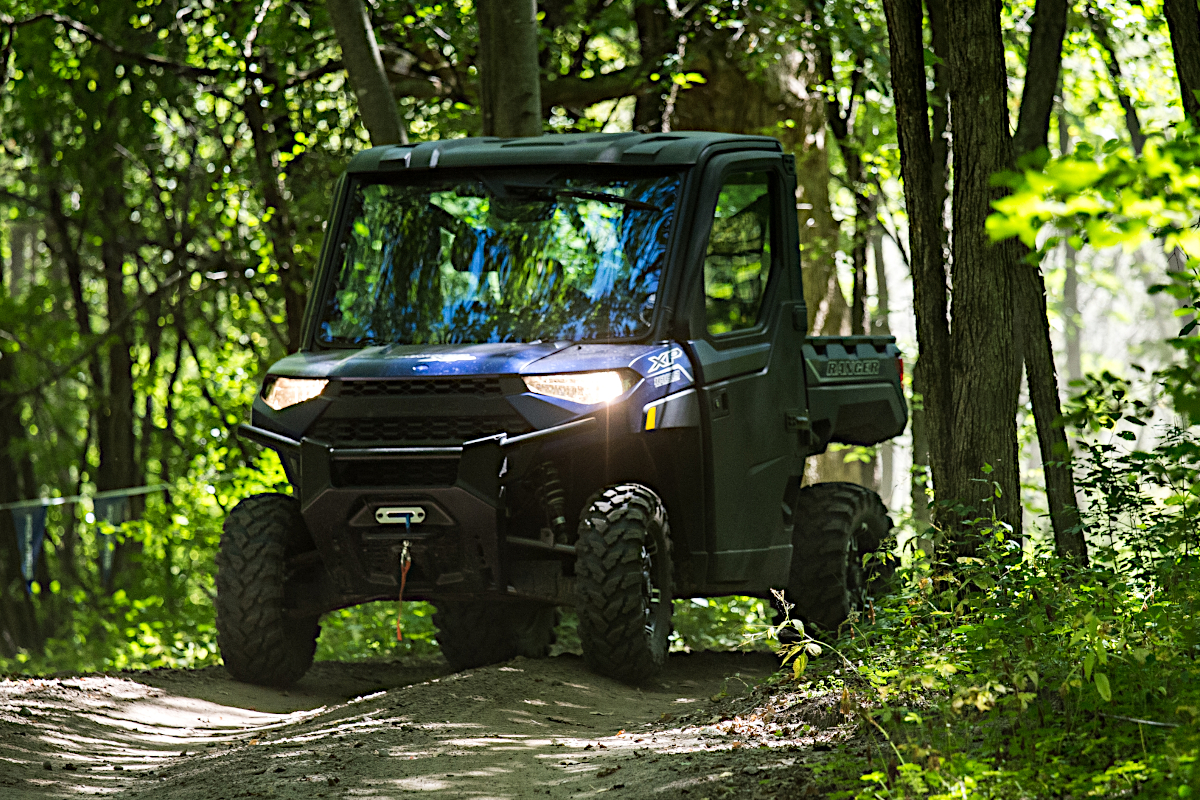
[1, 651, 846, 799]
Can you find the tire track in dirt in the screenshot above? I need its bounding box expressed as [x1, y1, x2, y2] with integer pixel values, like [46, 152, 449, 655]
[1, 652, 852, 799]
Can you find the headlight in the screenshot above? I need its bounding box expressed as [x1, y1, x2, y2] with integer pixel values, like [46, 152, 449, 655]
[523, 370, 637, 405]
[261, 377, 328, 410]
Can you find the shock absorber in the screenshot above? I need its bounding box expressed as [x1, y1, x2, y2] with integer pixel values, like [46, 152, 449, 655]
[532, 460, 569, 544]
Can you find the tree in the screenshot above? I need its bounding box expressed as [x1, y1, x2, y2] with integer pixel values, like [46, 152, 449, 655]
[477, 0, 543, 137]
[327, 0, 407, 145]
[1165, 0, 1200, 123]
[887, 0, 1081, 543]
[1011, 0, 1088, 563]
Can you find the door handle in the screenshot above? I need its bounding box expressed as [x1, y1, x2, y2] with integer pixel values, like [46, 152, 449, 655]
[710, 389, 730, 418]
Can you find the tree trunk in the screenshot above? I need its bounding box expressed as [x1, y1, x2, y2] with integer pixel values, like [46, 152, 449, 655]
[327, 0, 407, 145]
[926, 0, 952, 239]
[1165, 0, 1200, 122]
[944, 0, 1022, 538]
[1013, 0, 1068, 158]
[1063, 245, 1081, 383]
[883, 0, 953, 513]
[98, 226, 140, 591]
[477, 0, 543, 137]
[632, 0, 670, 131]
[1010, 0, 1087, 562]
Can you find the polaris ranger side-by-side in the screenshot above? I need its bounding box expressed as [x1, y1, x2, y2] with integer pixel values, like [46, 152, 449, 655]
[219, 131, 907, 686]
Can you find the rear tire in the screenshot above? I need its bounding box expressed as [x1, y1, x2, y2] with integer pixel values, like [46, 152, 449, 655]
[433, 601, 556, 671]
[783, 482, 893, 636]
[574, 484, 673, 684]
[216, 494, 319, 687]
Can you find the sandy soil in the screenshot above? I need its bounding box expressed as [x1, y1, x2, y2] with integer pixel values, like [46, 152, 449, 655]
[0, 652, 860, 799]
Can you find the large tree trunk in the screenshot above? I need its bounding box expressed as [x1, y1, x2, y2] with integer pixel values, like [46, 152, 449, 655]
[327, 0, 407, 145]
[1165, 0, 1200, 122]
[942, 0, 1023, 536]
[477, 0, 543, 137]
[97, 170, 142, 587]
[883, 0, 953, 520]
[944, 0, 1022, 538]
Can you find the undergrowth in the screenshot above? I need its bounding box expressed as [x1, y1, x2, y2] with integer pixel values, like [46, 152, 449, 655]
[783, 418, 1200, 798]
[811, 538, 1200, 798]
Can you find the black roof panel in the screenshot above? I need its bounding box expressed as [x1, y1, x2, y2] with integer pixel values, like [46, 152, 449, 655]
[345, 131, 781, 173]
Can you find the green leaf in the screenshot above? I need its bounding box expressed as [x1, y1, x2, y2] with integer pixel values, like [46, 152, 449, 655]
[793, 651, 808, 680]
[1094, 672, 1112, 702]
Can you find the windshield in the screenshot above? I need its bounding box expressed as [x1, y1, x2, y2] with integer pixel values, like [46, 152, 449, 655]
[317, 170, 682, 346]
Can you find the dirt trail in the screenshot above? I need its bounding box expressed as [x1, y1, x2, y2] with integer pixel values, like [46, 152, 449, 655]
[1, 652, 852, 799]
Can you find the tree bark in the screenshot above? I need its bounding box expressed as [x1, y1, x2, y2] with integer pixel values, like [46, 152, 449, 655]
[327, 0, 407, 145]
[1013, 0, 1068, 158]
[926, 0, 952, 238]
[1010, 0, 1087, 562]
[1165, 0, 1200, 122]
[632, 0, 670, 131]
[477, 0, 543, 137]
[944, 0, 1022, 537]
[883, 0, 953, 512]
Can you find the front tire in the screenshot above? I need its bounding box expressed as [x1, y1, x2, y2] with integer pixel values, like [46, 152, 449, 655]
[433, 601, 556, 671]
[783, 482, 893, 635]
[216, 493, 319, 687]
[574, 484, 673, 684]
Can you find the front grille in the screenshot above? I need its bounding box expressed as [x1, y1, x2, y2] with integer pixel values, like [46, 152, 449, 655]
[338, 378, 504, 398]
[332, 458, 459, 487]
[311, 415, 532, 445]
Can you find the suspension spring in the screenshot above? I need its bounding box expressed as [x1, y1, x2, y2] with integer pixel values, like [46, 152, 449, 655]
[532, 460, 569, 543]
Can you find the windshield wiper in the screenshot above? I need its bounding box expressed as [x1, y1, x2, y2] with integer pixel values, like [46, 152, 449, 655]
[499, 182, 660, 212]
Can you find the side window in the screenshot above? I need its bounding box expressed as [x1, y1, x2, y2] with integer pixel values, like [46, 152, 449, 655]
[703, 171, 773, 335]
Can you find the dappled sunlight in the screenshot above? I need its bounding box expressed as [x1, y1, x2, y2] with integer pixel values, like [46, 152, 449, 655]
[3, 652, 783, 798]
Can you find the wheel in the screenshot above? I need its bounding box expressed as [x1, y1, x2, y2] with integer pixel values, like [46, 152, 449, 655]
[216, 493, 319, 687]
[782, 482, 893, 636]
[432, 601, 556, 671]
[574, 484, 673, 684]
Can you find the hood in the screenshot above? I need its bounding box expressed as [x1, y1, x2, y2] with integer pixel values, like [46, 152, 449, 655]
[268, 342, 566, 379]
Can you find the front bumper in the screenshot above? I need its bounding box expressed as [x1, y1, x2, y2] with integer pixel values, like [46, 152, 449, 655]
[238, 418, 596, 605]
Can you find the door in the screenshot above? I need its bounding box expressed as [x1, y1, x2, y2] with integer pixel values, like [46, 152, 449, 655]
[686, 159, 807, 588]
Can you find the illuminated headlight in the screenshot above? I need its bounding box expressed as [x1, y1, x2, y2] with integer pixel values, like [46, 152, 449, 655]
[261, 377, 329, 410]
[523, 371, 637, 405]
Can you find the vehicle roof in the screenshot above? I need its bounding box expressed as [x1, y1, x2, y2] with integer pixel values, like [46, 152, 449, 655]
[345, 131, 782, 173]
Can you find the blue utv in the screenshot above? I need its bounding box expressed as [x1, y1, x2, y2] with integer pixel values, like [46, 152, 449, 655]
[220, 132, 907, 686]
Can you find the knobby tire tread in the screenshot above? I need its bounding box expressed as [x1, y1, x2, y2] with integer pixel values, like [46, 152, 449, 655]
[216, 493, 319, 687]
[574, 484, 673, 684]
[786, 482, 893, 635]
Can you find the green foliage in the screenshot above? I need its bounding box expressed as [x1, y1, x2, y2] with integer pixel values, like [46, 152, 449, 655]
[314, 601, 439, 663]
[787, 416, 1200, 798]
[670, 596, 773, 653]
[825, 545, 1200, 798]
